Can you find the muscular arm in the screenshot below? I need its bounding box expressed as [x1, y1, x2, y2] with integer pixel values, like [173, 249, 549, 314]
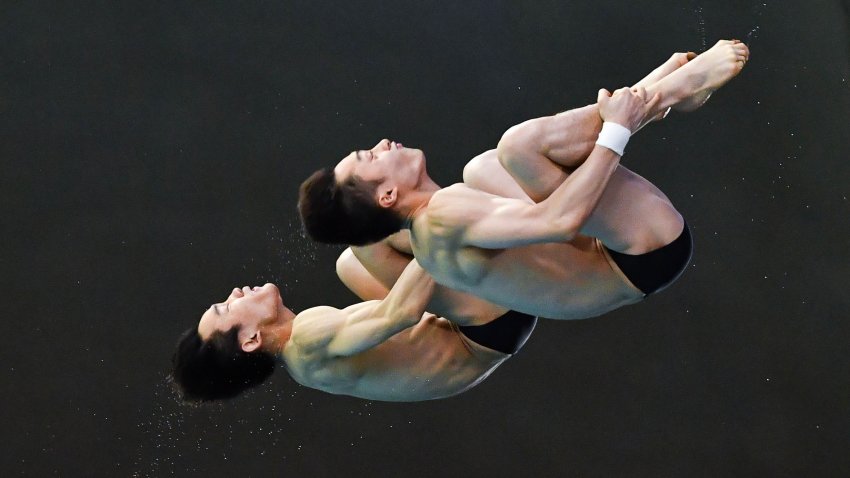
[430, 144, 621, 249]
[430, 87, 657, 249]
[347, 234, 507, 325]
[294, 259, 435, 358]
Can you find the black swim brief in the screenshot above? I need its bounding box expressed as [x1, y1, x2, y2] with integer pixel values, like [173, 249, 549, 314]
[457, 311, 537, 355]
[605, 221, 693, 296]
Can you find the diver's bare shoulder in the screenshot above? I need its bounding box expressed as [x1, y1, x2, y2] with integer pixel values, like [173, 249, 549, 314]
[411, 185, 503, 289]
[423, 184, 481, 237]
[424, 182, 567, 250]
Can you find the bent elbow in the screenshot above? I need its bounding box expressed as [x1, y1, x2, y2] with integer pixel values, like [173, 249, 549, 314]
[527, 204, 581, 243]
[552, 212, 586, 242]
[389, 310, 422, 331]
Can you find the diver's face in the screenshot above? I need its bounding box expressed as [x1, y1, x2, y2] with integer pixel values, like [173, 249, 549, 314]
[333, 139, 426, 191]
[197, 283, 287, 341]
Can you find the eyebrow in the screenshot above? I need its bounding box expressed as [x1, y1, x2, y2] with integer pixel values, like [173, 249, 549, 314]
[212, 304, 221, 316]
[354, 150, 362, 161]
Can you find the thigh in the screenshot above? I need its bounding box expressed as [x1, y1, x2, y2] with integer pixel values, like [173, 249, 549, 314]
[583, 166, 685, 254]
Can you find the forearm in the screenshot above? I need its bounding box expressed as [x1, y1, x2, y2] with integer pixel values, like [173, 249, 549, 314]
[372, 259, 435, 327]
[533, 143, 621, 240]
[542, 88, 655, 230]
[350, 241, 502, 325]
[325, 261, 434, 357]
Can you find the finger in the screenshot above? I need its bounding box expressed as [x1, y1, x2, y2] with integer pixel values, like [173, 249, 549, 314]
[635, 86, 647, 101]
[597, 88, 611, 103]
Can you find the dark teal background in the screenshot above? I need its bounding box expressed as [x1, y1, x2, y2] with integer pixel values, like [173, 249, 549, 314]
[2, 1, 849, 476]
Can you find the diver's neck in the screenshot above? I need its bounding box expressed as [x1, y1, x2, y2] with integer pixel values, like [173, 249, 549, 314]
[418, 174, 441, 194]
[400, 183, 440, 228]
[262, 317, 294, 356]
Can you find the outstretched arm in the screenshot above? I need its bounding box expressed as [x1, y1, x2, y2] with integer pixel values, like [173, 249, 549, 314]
[432, 87, 659, 249]
[293, 259, 435, 358]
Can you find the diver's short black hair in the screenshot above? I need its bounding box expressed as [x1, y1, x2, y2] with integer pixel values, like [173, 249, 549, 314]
[298, 167, 405, 246]
[171, 326, 276, 403]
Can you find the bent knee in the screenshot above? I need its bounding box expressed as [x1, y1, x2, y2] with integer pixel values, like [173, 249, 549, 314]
[462, 150, 498, 186]
[496, 123, 525, 163]
[335, 247, 358, 281]
[497, 118, 545, 166]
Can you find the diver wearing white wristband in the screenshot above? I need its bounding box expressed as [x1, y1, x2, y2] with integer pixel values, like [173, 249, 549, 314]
[595, 122, 631, 156]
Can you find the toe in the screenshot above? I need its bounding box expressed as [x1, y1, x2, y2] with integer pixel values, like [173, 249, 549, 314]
[672, 52, 690, 65]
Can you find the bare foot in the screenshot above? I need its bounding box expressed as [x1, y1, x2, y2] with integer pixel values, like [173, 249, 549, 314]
[632, 51, 698, 125]
[670, 39, 750, 112]
[632, 51, 698, 90]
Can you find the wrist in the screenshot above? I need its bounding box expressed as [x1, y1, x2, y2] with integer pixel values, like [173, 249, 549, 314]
[595, 122, 631, 156]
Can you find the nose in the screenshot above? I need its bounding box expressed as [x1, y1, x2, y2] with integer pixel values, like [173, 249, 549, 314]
[374, 139, 391, 152]
[248, 283, 276, 295]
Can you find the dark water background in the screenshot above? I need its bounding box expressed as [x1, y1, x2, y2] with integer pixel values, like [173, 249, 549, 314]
[2, 0, 849, 476]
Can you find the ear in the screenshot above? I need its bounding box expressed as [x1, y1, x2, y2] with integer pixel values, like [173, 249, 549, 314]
[241, 330, 262, 353]
[378, 186, 398, 208]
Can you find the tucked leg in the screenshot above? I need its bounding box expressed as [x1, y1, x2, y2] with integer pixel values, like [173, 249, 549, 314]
[336, 248, 391, 301]
[496, 41, 748, 202]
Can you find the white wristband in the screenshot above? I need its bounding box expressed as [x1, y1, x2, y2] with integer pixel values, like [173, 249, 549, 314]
[595, 122, 631, 156]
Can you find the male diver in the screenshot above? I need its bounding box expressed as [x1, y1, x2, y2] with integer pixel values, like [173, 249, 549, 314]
[299, 40, 749, 320]
[172, 237, 536, 402]
[173, 40, 749, 403]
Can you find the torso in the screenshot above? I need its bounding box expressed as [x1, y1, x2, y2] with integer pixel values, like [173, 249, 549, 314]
[283, 314, 508, 401]
[411, 213, 643, 319]
[408, 164, 682, 320]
